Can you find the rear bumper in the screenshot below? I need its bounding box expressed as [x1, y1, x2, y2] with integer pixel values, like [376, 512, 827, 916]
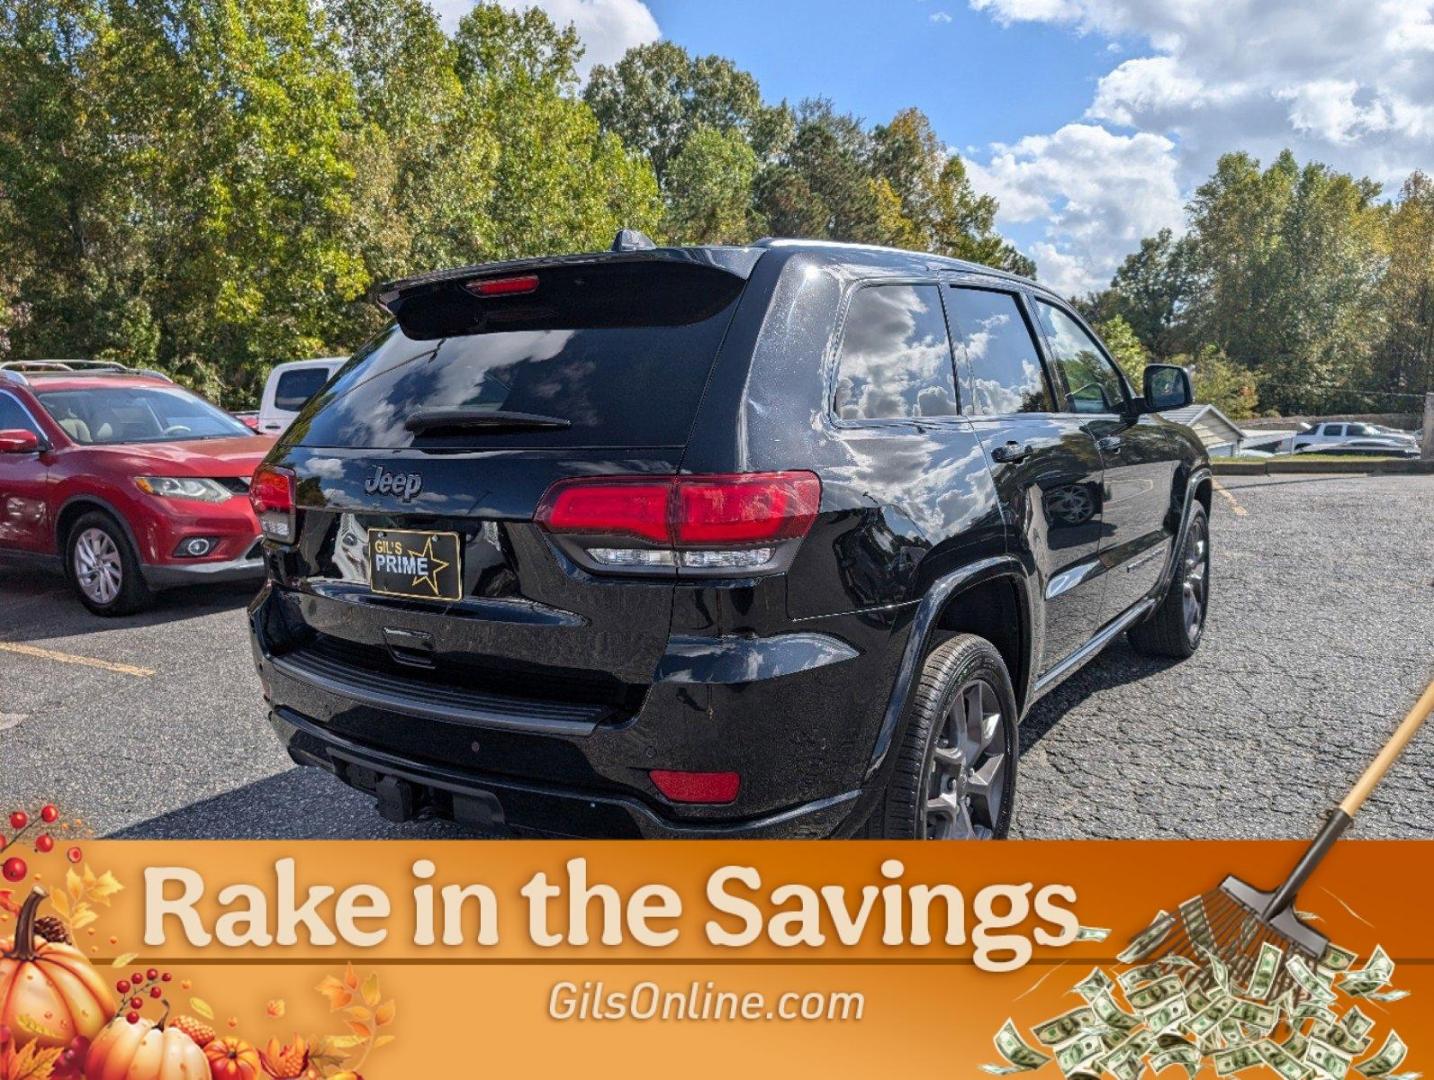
[269, 705, 861, 838]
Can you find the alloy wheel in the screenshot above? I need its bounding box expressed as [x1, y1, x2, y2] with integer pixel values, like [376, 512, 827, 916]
[922, 678, 1008, 839]
[1182, 516, 1209, 645]
[74, 527, 123, 606]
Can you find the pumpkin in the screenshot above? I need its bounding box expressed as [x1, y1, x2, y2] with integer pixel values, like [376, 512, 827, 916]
[0, 887, 115, 1050]
[85, 1014, 208, 1080]
[204, 1036, 261, 1080]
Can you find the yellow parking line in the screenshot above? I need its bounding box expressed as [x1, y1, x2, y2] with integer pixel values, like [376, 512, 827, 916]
[1212, 480, 1247, 517]
[0, 642, 155, 678]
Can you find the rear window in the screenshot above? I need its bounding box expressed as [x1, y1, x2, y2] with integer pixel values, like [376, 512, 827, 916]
[291, 262, 746, 450]
[273, 367, 332, 412]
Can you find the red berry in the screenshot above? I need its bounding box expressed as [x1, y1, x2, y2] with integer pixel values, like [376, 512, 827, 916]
[1, 856, 26, 882]
[35, 834, 54, 853]
[8, 811, 27, 831]
[131, 972, 143, 985]
[146, 967, 158, 981]
[161, 972, 172, 982]
[150, 986, 162, 999]
[116, 980, 130, 994]
[129, 997, 143, 1010]
[126, 1012, 139, 1024]
[40, 805, 59, 824]
[66, 846, 82, 863]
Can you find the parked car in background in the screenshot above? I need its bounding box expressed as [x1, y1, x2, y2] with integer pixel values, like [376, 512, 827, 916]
[1292, 421, 1418, 453]
[1294, 440, 1418, 458]
[233, 410, 261, 431]
[257, 357, 345, 435]
[249, 234, 1211, 840]
[0, 360, 274, 614]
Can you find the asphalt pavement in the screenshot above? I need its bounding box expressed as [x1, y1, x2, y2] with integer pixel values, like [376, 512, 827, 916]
[1, 472, 1430, 840]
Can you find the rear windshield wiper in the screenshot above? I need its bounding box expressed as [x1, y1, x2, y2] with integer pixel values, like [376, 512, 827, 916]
[404, 408, 572, 433]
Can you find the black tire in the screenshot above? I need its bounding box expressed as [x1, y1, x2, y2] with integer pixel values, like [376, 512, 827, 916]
[865, 633, 1019, 839]
[65, 510, 153, 616]
[1128, 502, 1209, 659]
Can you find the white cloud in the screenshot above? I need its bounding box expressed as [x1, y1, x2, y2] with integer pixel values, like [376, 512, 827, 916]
[966, 124, 1184, 294]
[964, 0, 1434, 291]
[930, 10, 954, 22]
[431, 0, 660, 77]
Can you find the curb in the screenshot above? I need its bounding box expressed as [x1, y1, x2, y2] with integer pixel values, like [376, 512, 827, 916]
[1211, 458, 1434, 476]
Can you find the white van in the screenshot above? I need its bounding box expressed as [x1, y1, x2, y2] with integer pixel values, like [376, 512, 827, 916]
[257, 357, 345, 435]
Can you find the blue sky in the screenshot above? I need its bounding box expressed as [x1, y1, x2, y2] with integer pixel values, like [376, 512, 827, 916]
[460, 1, 1434, 295]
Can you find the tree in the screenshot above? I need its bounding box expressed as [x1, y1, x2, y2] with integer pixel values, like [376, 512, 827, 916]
[664, 126, 759, 244]
[1105, 228, 1195, 360]
[1096, 315, 1148, 385]
[1374, 171, 1434, 396]
[1188, 346, 1259, 420]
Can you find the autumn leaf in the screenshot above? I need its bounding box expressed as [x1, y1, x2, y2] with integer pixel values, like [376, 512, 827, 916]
[342, 1006, 371, 1025]
[111, 952, 137, 968]
[65, 869, 84, 904]
[360, 972, 380, 1008]
[71, 908, 98, 931]
[374, 1000, 395, 1027]
[316, 975, 353, 1011]
[190, 997, 215, 1020]
[342, 963, 358, 990]
[373, 1035, 396, 1049]
[2, 1041, 64, 1080]
[344, 1021, 371, 1040]
[266, 999, 285, 1018]
[87, 869, 124, 905]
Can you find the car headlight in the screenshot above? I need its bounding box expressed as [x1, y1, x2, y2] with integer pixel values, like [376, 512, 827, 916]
[135, 476, 233, 502]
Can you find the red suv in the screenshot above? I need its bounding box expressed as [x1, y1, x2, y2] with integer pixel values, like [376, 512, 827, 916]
[0, 361, 275, 614]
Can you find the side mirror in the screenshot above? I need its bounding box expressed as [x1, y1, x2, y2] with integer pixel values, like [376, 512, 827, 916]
[0, 429, 41, 454]
[1143, 364, 1193, 412]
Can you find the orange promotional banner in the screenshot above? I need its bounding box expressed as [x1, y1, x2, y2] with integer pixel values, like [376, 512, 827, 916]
[0, 839, 1428, 1078]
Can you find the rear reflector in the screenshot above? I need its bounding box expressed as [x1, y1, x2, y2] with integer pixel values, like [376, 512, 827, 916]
[536, 472, 820, 548]
[249, 465, 296, 542]
[650, 770, 741, 804]
[464, 274, 539, 297]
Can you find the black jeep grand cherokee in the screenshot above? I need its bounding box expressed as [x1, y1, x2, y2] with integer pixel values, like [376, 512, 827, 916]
[249, 235, 1210, 839]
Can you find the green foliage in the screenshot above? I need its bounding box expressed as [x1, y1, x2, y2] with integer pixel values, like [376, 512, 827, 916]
[664, 126, 759, 244]
[1096, 315, 1148, 385]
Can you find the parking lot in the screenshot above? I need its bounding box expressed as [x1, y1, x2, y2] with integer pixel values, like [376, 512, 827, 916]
[1, 472, 1431, 840]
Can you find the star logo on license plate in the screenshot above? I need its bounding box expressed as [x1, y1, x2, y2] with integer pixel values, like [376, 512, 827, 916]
[409, 535, 451, 596]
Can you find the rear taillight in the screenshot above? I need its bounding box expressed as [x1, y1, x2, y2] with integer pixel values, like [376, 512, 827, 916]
[250, 465, 296, 542]
[536, 471, 820, 575]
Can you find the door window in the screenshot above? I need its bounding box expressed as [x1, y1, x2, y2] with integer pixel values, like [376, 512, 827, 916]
[1323, 424, 1344, 437]
[0, 393, 41, 435]
[945, 288, 1051, 415]
[1034, 301, 1127, 415]
[833, 283, 959, 421]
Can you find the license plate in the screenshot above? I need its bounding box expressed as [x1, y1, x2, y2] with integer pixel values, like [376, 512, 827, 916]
[367, 529, 463, 602]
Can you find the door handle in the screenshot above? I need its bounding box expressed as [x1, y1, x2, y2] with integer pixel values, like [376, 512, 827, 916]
[1097, 435, 1123, 454]
[991, 441, 1032, 464]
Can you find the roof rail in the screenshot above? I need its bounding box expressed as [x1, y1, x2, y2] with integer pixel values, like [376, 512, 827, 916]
[0, 359, 173, 383]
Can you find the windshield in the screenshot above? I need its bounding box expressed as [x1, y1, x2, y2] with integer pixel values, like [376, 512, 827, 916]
[37, 385, 253, 444]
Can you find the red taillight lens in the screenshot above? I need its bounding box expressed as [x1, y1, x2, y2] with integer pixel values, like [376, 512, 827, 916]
[465, 274, 539, 297]
[536, 472, 820, 547]
[650, 769, 741, 804]
[250, 465, 296, 542]
[674, 473, 820, 545]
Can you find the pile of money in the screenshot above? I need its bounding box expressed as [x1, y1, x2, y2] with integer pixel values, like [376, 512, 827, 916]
[983, 903, 1415, 1080]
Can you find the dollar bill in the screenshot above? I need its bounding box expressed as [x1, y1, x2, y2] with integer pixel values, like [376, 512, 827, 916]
[1128, 974, 1185, 1014]
[1091, 990, 1142, 1034]
[1342, 1008, 1376, 1040]
[985, 1019, 1054, 1074]
[1151, 1043, 1201, 1079]
[1362, 989, 1409, 1003]
[1214, 1044, 1263, 1076]
[1259, 1038, 1313, 1080]
[1288, 954, 1339, 1005]
[1179, 895, 1217, 952]
[1146, 996, 1191, 1034]
[1246, 941, 1285, 1001]
[1319, 943, 1358, 973]
[1340, 947, 1394, 997]
[1355, 1032, 1407, 1078]
[1307, 1037, 1354, 1079]
[1186, 985, 1212, 1015]
[1076, 925, 1112, 942]
[1118, 911, 1176, 964]
[1188, 997, 1237, 1039]
[1283, 1032, 1310, 1059]
[1056, 1033, 1107, 1076]
[1074, 967, 1114, 1002]
[1034, 1006, 1099, 1047]
[1229, 999, 1279, 1034]
[1200, 945, 1232, 993]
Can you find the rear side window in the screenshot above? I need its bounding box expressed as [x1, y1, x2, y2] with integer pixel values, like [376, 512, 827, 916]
[945, 288, 1051, 415]
[833, 283, 958, 421]
[273, 368, 332, 412]
[292, 263, 746, 450]
[1034, 301, 1127, 414]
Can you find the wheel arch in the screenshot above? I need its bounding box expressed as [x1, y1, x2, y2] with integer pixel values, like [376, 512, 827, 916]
[862, 555, 1034, 786]
[55, 495, 143, 568]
